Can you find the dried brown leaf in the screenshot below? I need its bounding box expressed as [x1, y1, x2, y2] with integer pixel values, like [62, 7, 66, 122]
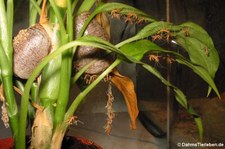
[110, 69, 139, 129]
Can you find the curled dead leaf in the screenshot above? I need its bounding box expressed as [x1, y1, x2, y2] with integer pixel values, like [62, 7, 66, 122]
[110, 69, 139, 129]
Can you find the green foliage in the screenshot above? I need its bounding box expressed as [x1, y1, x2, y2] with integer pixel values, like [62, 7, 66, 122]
[0, 0, 220, 148]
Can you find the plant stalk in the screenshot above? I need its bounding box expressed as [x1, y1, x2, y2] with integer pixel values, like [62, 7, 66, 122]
[0, 44, 19, 148]
[0, 0, 19, 147]
[52, 0, 73, 129]
[50, 59, 121, 149]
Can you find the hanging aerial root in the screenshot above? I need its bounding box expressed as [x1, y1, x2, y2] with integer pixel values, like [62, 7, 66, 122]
[84, 73, 111, 84]
[104, 81, 115, 135]
[148, 53, 175, 65]
[0, 85, 9, 128]
[84, 74, 98, 84]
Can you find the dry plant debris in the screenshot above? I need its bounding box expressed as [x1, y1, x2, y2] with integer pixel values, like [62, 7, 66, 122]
[104, 81, 115, 135]
[0, 84, 9, 128]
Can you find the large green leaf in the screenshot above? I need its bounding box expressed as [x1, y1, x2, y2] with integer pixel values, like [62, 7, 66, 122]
[88, 33, 219, 97]
[78, 2, 156, 40]
[176, 22, 220, 79]
[120, 39, 219, 97]
[180, 22, 215, 49]
[135, 21, 180, 39]
[175, 36, 219, 96]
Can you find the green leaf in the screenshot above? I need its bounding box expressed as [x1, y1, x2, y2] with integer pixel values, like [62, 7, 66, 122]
[180, 22, 214, 48]
[116, 21, 182, 48]
[177, 22, 220, 79]
[77, 2, 156, 41]
[119, 39, 219, 97]
[94, 2, 155, 22]
[142, 62, 202, 139]
[175, 36, 219, 81]
[176, 58, 220, 97]
[186, 23, 220, 89]
[120, 39, 164, 61]
[188, 106, 203, 141]
[194, 117, 203, 141]
[136, 21, 173, 39]
[174, 88, 188, 109]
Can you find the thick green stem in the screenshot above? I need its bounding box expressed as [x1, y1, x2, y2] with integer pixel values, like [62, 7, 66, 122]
[6, 0, 13, 63]
[0, 0, 9, 59]
[39, 24, 61, 107]
[52, 0, 73, 130]
[53, 53, 72, 128]
[49, 0, 67, 36]
[0, 0, 18, 142]
[2, 76, 19, 144]
[29, 0, 42, 25]
[0, 45, 19, 148]
[66, 0, 73, 41]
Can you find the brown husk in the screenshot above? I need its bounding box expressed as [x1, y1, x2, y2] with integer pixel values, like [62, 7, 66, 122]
[30, 107, 53, 149]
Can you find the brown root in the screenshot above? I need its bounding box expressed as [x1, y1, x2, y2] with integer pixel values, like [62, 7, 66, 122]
[0, 84, 9, 128]
[104, 81, 115, 135]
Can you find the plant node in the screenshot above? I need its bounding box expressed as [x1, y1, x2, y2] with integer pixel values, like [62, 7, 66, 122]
[165, 55, 175, 64]
[66, 116, 83, 126]
[152, 28, 172, 43]
[148, 54, 161, 63]
[111, 9, 121, 20]
[182, 27, 190, 36]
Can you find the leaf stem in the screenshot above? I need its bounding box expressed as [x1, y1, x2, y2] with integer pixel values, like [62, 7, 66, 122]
[77, 0, 96, 15]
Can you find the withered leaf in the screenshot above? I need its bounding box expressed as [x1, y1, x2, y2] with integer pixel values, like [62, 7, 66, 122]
[110, 69, 139, 129]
